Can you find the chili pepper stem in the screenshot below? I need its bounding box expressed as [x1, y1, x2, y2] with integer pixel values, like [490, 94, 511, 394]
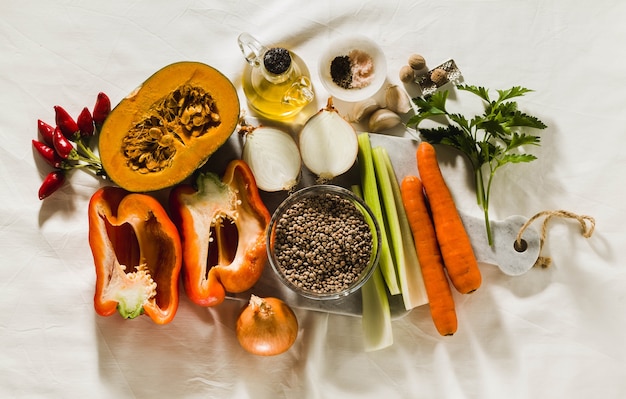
[72, 161, 106, 178]
[73, 137, 106, 176]
[75, 137, 99, 162]
[76, 156, 100, 168]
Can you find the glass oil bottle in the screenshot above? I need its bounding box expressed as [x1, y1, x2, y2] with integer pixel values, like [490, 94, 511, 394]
[238, 33, 314, 121]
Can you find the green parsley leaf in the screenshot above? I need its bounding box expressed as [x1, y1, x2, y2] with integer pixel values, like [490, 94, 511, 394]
[458, 84, 491, 102]
[407, 84, 547, 246]
[408, 91, 449, 127]
[497, 86, 533, 102]
[498, 153, 537, 166]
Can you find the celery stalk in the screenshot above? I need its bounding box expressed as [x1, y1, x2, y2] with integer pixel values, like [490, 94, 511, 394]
[372, 146, 429, 310]
[361, 266, 393, 351]
[357, 133, 400, 295]
[352, 184, 393, 352]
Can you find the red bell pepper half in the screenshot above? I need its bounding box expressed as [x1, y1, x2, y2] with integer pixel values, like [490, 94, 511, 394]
[88, 187, 182, 324]
[170, 159, 271, 307]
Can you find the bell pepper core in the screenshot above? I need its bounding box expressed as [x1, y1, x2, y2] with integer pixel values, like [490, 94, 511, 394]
[170, 159, 271, 307]
[88, 187, 182, 324]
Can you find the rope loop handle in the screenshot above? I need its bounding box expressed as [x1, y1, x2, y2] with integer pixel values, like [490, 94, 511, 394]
[515, 210, 596, 268]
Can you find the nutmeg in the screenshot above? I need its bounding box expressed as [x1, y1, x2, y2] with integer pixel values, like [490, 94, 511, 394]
[399, 65, 415, 83]
[408, 54, 426, 71]
[430, 68, 448, 85]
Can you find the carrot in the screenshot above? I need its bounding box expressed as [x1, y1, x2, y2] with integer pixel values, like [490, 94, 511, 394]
[416, 141, 481, 294]
[401, 175, 457, 336]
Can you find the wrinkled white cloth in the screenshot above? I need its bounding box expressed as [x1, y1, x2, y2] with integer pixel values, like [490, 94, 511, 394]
[2, 1, 625, 398]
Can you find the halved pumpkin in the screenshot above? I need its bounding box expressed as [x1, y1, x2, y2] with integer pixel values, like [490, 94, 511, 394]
[99, 61, 240, 192]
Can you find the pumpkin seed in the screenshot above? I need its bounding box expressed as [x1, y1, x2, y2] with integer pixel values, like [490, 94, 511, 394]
[121, 84, 222, 174]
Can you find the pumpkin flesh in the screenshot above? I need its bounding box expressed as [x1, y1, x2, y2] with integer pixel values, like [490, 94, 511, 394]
[99, 62, 240, 192]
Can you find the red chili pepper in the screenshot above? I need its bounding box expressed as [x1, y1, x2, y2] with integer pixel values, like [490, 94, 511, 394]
[53, 127, 78, 160]
[32, 139, 64, 169]
[77, 107, 94, 137]
[38, 170, 65, 200]
[92, 92, 111, 127]
[54, 105, 79, 139]
[37, 119, 55, 147]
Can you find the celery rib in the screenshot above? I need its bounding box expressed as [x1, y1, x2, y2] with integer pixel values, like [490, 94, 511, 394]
[351, 184, 393, 352]
[373, 146, 428, 310]
[357, 133, 400, 295]
[361, 266, 393, 351]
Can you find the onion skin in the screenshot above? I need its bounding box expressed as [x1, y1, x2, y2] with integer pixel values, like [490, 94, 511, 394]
[236, 295, 298, 356]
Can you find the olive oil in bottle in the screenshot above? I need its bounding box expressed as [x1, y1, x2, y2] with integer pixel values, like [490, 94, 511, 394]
[239, 33, 314, 120]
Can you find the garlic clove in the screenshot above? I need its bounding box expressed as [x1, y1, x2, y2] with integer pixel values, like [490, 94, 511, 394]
[384, 85, 411, 115]
[368, 108, 402, 132]
[349, 98, 380, 123]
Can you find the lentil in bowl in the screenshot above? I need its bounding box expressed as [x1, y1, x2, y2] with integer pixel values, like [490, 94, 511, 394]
[267, 185, 381, 300]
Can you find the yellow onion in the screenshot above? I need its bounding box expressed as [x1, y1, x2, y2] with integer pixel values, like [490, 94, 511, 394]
[299, 97, 358, 181]
[236, 295, 298, 356]
[242, 125, 302, 192]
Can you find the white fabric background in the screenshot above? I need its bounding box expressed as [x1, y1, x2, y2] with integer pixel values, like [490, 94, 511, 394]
[2, 1, 625, 398]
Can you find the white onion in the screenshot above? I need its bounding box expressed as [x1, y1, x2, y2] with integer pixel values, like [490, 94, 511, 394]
[299, 98, 358, 181]
[242, 126, 301, 192]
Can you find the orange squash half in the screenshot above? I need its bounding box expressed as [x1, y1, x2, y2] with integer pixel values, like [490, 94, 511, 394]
[99, 61, 240, 192]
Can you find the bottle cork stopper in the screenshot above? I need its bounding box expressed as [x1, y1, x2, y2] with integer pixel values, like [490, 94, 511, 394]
[264, 48, 292, 75]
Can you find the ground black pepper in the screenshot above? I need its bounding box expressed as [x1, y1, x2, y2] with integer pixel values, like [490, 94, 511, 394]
[330, 55, 353, 89]
[264, 47, 291, 75]
[273, 192, 373, 295]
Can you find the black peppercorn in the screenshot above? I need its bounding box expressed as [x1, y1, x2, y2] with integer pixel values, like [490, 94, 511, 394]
[330, 55, 353, 89]
[264, 47, 292, 75]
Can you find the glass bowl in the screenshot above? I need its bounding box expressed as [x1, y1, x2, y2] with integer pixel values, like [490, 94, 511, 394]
[317, 35, 387, 103]
[267, 185, 381, 300]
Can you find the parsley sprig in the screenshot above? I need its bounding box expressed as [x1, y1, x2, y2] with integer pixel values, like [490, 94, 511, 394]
[407, 85, 547, 246]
